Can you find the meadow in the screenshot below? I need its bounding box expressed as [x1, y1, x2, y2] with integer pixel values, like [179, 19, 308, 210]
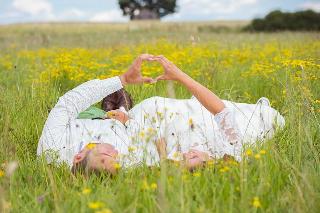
[0, 22, 319, 212]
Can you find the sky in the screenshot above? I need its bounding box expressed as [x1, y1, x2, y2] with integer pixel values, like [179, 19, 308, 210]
[0, 0, 319, 24]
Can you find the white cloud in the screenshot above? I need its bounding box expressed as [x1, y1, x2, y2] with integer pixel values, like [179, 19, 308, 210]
[12, 0, 52, 15]
[90, 9, 128, 22]
[164, 0, 258, 20]
[300, 2, 320, 12]
[8, 1, 87, 22]
[60, 8, 86, 19]
[187, 0, 257, 14]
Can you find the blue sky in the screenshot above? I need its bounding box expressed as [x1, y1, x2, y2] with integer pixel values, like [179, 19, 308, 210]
[0, 0, 319, 24]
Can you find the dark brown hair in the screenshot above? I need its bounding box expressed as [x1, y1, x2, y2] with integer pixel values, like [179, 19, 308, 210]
[101, 88, 133, 112]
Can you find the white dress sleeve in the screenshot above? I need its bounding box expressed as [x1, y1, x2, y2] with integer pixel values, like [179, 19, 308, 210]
[53, 77, 122, 121]
[214, 107, 242, 146]
[38, 77, 123, 156]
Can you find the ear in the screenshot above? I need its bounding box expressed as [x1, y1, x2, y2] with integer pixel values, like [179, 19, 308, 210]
[73, 152, 87, 164]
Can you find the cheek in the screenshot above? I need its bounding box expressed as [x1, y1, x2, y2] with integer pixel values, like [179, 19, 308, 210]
[104, 158, 117, 174]
[187, 157, 202, 168]
[103, 157, 115, 169]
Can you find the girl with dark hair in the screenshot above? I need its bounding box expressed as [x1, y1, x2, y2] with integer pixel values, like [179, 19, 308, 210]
[101, 88, 133, 112]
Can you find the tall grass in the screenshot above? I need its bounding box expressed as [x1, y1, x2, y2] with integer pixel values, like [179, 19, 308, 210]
[0, 24, 319, 212]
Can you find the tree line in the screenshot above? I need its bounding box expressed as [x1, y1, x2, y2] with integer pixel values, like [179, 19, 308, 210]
[244, 10, 320, 31]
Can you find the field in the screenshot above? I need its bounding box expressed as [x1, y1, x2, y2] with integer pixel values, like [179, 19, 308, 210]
[0, 22, 319, 212]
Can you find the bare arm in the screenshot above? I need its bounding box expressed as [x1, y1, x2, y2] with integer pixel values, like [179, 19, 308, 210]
[152, 55, 242, 158]
[156, 138, 167, 162]
[38, 54, 155, 154]
[153, 56, 225, 115]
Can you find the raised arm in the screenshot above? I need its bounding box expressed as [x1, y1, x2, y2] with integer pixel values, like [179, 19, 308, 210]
[153, 55, 242, 147]
[49, 54, 154, 122]
[38, 54, 155, 154]
[53, 78, 122, 122]
[153, 55, 225, 115]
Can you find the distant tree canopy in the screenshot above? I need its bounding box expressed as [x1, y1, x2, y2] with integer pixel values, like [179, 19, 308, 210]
[245, 10, 320, 31]
[118, 0, 177, 20]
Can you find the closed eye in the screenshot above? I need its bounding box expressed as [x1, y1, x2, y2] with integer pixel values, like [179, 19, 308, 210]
[100, 153, 113, 157]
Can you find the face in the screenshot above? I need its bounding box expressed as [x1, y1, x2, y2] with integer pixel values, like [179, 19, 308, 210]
[88, 144, 119, 175]
[183, 149, 209, 170]
[73, 143, 119, 175]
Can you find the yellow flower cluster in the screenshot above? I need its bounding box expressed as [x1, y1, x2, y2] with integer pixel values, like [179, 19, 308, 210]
[142, 178, 158, 191]
[1, 40, 316, 89]
[0, 39, 317, 113]
[245, 149, 267, 160]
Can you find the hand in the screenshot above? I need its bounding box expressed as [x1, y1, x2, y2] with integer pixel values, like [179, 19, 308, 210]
[151, 55, 185, 82]
[183, 149, 209, 162]
[120, 54, 155, 86]
[183, 149, 210, 170]
[156, 138, 167, 161]
[106, 110, 129, 124]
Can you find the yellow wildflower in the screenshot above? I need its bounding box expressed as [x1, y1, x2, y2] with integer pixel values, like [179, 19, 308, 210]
[156, 111, 163, 116]
[88, 201, 104, 209]
[259, 150, 266, 155]
[142, 179, 149, 190]
[254, 154, 261, 160]
[282, 90, 286, 96]
[82, 188, 91, 195]
[230, 160, 239, 166]
[207, 159, 215, 168]
[252, 197, 262, 208]
[0, 170, 4, 177]
[86, 143, 97, 150]
[139, 131, 145, 138]
[96, 208, 112, 213]
[113, 163, 121, 170]
[193, 172, 201, 177]
[245, 149, 253, 156]
[219, 166, 230, 173]
[188, 118, 195, 129]
[106, 111, 116, 118]
[147, 127, 154, 133]
[150, 183, 157, 190]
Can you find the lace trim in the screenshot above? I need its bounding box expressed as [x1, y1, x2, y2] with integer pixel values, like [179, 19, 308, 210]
[214, 107, 242, 146]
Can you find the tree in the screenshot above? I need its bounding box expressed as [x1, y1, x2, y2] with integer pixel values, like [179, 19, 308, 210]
[118, 0, 177, 20]
[244, 10, 320, 32]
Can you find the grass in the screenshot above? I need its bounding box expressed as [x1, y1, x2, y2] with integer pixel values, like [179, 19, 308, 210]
[0, 23, 319, 212]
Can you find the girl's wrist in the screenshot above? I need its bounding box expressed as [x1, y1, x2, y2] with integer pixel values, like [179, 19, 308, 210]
[119, 75, 127, 86]
[176, 72, 190, 84]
